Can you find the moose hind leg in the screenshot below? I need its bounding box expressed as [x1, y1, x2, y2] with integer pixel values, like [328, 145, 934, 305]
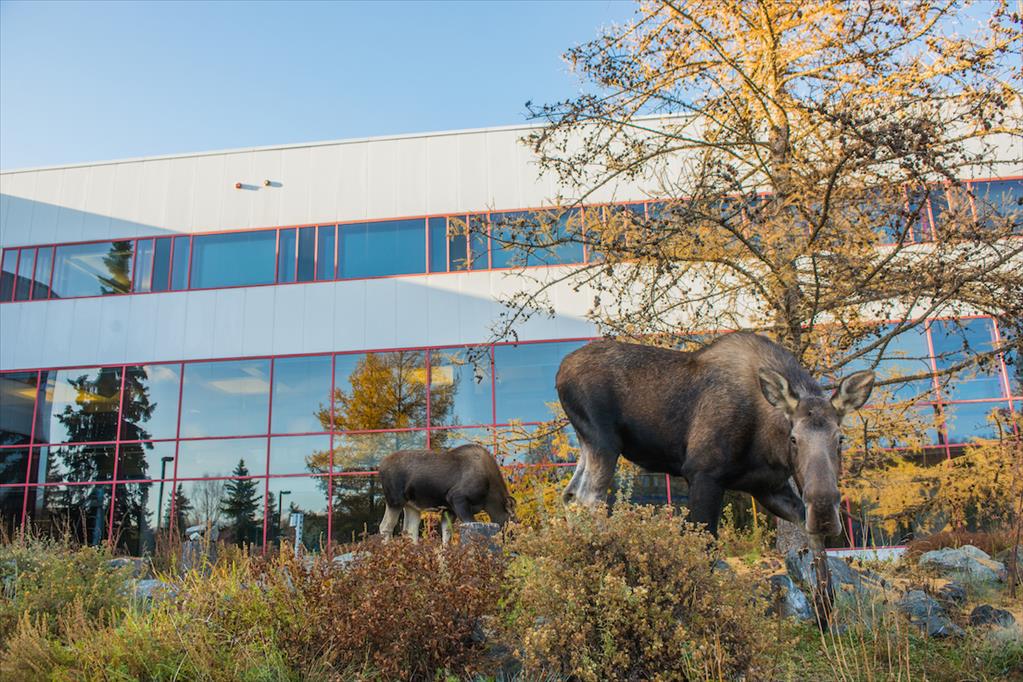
[440, 511, 454, 544]
[379, 504, 402, 541]
[563, 437, 619, 507]
[402, 505, 422, 543]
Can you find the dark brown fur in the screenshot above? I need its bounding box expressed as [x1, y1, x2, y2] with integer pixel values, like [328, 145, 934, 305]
[555, 332, 874, 537]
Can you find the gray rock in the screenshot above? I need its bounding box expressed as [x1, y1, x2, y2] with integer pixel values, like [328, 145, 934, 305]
[712, 559, 734, 575]
[785, 549, 881, 593]
[107, 557, 151, 579]
[918, 545, 1006, 584]
[133, 578, 177, 602]
[332, 551, 368, 568]
[936, 581, 967, 605]
[459, 522, 501, 553]
[969, 604, 1016, 628]
[897, 590, 964, 638]
[767, 574, 815, 622]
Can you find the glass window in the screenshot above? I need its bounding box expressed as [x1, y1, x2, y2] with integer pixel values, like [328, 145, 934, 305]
[330, 472, 387, 545]
[33, 444, 117, 483]
[930, 318, 1003, 401]
[190, 231, 275, 289]
[315, 225, 336, 281]
[267, 476, 329, 551]
[14, 248, 35, 301]
[51, 240, 134, 298]
[180, 359, 270, 438]
[907, 186, 941, 241]
[944, 401, 1012, 444]
[271, 355, 331, 434]
[843, 325, 934, 403]
[973, 179, 1023, 232]
[0, 249, 17, 301]
[430, 426, 494, 452]
[115, 440, 176, 481]
[339, 219, 425, 278]
[31, 247, 53, 300]
[873, 404, 943, 449]
[277, 228, 296, 283]
[1002, 321, 1022, 396]
[175, 437, 267, 480]
[152, 238, 172, 292]
[0, 447, 30, 485]
[495, 341, 586, 424]
[112, 479, 172, 555]
[332, 430, 426, 472]
[447, 216, 469, 271]
[269, 435, 331, 475]
[297, 226, 315, 282]
[174, 472, 264, 546]
[469, 214, 489, 270]
[332, 351, 427, 431]
[491, 210, 585, 268]
[170, 235, 190, 290]
[496, 423, 578, 465]
[1, 371, 39, 446]
[428, 217, 447, 273]
[120, 363, 181, 441]
[490, 211, 530, 269]
[35, 367, 123, 444]
[27, 484, 111, 545]
[1, 486, 25, 536]
[429, 348, 493, 427]
[133, 239, 154, 293]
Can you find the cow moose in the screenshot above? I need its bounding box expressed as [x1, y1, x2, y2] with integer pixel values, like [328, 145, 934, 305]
[377, 443, 516, 543]
[556, 332, 875, 542]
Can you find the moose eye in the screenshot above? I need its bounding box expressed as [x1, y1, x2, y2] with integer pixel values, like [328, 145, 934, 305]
[789, 436, 797, 445]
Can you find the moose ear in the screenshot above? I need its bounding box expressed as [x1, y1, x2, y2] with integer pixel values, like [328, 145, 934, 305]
[831, 370, 875, 417]
[759, 369, 799, 416]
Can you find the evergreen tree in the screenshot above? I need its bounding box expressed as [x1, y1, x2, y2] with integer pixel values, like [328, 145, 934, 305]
[167, 487, 193, 533]
[219, 459, 262, 545]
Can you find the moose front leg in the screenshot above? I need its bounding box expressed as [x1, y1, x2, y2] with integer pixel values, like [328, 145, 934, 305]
[752, 483, 805, 526]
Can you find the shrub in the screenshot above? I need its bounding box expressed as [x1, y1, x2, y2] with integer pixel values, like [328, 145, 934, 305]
[0, 534, 131, 645]
[503, 504, 769, 681]
[904, 529, 1017, 558]
[297, 538, 507, 680]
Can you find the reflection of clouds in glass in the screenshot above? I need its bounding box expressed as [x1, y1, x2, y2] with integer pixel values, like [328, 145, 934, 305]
[208, 377, 272, 395]
[147, 364, 179, 383]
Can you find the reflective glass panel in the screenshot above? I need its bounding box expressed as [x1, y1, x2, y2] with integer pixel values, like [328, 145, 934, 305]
[428, 217, 447, 273]
[35, 367, 123, 444]
[331, 473, 386, 545]
[170, 235, 190, 290]
[115, 440, 177, 481]
[180, 359, 270, 437]
[269, 435, 330, 475]
[495, 341, 587, 423]
[152, 237, 172, 292]
[944, 401, 1011, 444]
[491, 210, 585, 268]
[33, 444, 117, 483]
[30, 247, 53, 300]
[332, 430, 426, 472]
[176, 474, 264, 546]
[0, 371, 38, 446]
[973, 179, 1023, 232]
[267, 476, 329, 550]
[113, 479, 173, 555]
[930, 318, 1003, 401]
[495, 423, 576, 465]
[429, 348, 493, 427]
[339, 219, 425, 278]
[133, 239, 154, 293]
[190, 231, 275, 289]
[0, 447, 29, 485]
[469, 214, 489, 269]
[51, 240, 134, 298]
[27, 484, 111, 545]
[297, 226, 316, 282]
[13, 248, 35, 301]
[448, 216, 469, 271]
[271, 355, 331, 434]
[490, 211, 530, 269]
[0, 249, 17, 301]
[842, 325, 933, 403]
[315, 225, 336, 280]
[430, 426, 493, 452]
[277, 228, 296, 283]
[1002, 322, 1022, 396]
[120, 363, 181, 441]
[175, 437, 267, 479]
[0, 486, 25, 536]
[332, 351, 427, 431]
[873, 404, 943, 449]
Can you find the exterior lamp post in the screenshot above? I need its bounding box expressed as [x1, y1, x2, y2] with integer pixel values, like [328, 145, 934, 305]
[156, 456, 175, 530]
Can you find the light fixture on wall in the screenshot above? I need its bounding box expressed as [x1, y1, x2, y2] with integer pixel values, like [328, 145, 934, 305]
[234, 182, 243, 189]
[263, 179, 272, 187]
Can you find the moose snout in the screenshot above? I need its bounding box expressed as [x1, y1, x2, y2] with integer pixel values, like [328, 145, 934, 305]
[805, 496, 842, 537]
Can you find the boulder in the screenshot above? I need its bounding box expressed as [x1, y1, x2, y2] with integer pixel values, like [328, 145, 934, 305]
[785, 549, 881, 594]
[107, 557, 151, 579]
[133, 578, 177, 602]
[896, 590, 964, 638]
[459, 522, 501, 553]
[969, 604, 1016, 628]
[936, 581, 967, 605]
[767, 574, 815, 622]
[712, 559, 734, 575]
[332, 551, 369, 568]
[918, 545, 1006, 584]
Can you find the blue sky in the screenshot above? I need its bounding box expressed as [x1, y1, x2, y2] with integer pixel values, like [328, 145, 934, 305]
[0, 0, 633, 170]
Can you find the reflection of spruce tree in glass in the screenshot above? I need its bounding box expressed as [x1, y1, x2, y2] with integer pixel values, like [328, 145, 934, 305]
[307, 352, 455, 543]
[219, 460, 262, 545]
[166, 487, 193, 533]
[52, 363, 155, 544]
